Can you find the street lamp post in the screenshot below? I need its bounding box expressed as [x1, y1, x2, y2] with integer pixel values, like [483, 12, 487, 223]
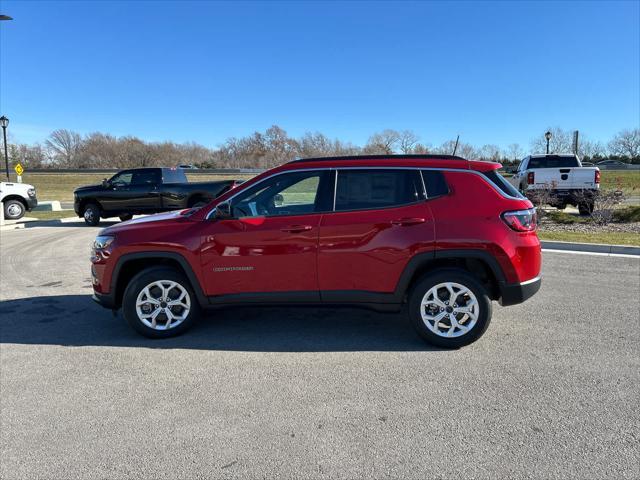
[0, 116, 9, 180]
[545, 131, 552, 155]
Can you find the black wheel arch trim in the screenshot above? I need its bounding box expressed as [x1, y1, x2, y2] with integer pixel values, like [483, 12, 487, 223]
[109, 251, 208, 309]
[393, 249, 508, 301]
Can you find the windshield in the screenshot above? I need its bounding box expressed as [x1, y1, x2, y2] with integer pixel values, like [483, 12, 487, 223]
[528, 156, 580, 169]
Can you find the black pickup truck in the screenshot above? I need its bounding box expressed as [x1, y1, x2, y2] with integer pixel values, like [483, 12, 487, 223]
[74, 167, 238, 226]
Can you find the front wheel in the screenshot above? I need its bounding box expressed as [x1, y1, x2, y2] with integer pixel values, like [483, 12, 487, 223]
[83, 203, 101, 226]
[408, 269, 492, 348]
[122, 267, 200, 338]
[3, 200, 26, 220]
[119, 214, 133, 221]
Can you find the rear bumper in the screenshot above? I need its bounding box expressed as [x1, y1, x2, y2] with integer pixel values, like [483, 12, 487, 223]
[499, 275, 542, 306]
[526, 189, 599, 205]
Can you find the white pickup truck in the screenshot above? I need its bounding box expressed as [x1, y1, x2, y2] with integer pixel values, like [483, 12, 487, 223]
[509, 154, 600, 215]
[0, 181, 38, 219]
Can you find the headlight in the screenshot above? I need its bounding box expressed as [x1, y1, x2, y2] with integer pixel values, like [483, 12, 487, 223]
[27, 188, 36, 197]
[91, 235, 115, 262]
[93, 235, 115, 250]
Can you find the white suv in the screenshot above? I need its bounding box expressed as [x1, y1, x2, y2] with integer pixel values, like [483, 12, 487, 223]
[0, 181, 38, 219]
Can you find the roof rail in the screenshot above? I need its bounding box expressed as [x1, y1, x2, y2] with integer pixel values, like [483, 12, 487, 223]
[288, 154, 467, 163]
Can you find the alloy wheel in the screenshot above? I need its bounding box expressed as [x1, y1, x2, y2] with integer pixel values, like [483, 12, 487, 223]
[420, 282, 479, 338]
[135, 280, 191, 330]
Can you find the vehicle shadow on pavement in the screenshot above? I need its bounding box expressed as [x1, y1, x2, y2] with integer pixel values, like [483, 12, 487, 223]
[0, 295, 439, 352]
[20, 219, 122, 229]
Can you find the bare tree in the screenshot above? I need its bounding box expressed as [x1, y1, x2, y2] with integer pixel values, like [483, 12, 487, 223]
[530, 127, 573, 154]
[8, 143, 48, 168]
[578, 138, 606, 160]
[412, 143, 432, 154]
[45, 129, 83, 167]
[365, 129, 401, 154]
[478, 144, 502, 162]
[398, 130, 419, 154]
[506, 143, 524, 161]
[437, 139, 477, 159]
[608, 128, 640, 158]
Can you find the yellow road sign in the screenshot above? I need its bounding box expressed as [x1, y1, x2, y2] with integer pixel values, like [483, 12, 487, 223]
[14, 164, 24, 176]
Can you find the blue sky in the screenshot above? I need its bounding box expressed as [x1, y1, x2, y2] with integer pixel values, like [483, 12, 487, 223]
[0, 1, 638, 150]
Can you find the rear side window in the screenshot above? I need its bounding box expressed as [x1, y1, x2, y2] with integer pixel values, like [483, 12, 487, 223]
[527, 156, 580, 169]
[483, 170, 524, 198]
[421, 170, 449, 198]
[162, 168, 188, 183]
[131, 169, 160, 185]
[335, 169, 424, 211]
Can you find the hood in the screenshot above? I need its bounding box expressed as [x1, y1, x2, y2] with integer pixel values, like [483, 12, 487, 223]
[0, 181, 35, 193]
[101, 210, 188, 234]
[74, 184, 104, 193]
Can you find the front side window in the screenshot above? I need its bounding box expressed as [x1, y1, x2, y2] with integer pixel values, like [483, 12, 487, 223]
[110, 171, 133, 186]
[334, 169, 424, 211]
[231, 170, 328, 218]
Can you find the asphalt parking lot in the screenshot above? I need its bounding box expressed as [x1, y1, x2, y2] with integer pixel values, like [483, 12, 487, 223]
[1, 223, 639, 479]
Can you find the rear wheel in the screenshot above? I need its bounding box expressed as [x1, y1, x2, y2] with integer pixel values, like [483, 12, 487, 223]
[83, 203, 101, 226]
[122, 267, 200, 338]
[578, 201, 594, 216]
[119, 214, 133, 221]
[408, 269, 492, 348]
[3, 200, 26, 220]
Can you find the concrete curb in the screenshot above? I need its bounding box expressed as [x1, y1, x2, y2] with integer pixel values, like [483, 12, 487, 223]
[541, 240, 640, 256]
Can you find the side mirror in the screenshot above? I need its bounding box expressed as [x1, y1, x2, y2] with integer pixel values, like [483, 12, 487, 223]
[102, 178, 109, 188]
[214, 201, 232, 219]
[273, 193, 284, 206]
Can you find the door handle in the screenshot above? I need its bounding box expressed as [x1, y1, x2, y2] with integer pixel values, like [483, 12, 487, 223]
[391, 217, 426, 226]
[281, 225, 313, 233]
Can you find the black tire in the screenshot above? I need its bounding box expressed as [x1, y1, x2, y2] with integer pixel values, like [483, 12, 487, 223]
[578, 201, 594, 216]
[83, 203, 101, 226]
[122, 267, 200, 339]
[119, 214, 133, 221]
[3, 199, 26, 220]
[408, 269, 492, 349]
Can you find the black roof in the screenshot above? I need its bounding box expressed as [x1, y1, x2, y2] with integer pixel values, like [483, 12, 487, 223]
[289, 154, 467, 163]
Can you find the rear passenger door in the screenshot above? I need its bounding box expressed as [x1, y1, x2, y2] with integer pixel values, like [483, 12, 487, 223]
[317, 168, 435, 299]
[129, 169, 162, 211]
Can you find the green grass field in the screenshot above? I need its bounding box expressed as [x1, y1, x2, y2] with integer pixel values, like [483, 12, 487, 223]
[537, 231, 640, 246]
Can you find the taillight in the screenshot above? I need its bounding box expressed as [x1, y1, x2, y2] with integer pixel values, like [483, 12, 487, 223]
[595, 170, 600, 184]
[502, 208, 537, 232]
[527, 172, 535, 185]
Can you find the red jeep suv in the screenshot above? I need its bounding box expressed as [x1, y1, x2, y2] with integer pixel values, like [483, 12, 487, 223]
[90, 155, 541, 348]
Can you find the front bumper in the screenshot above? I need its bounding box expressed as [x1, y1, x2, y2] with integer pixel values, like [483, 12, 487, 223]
[499, 275, 542, 306]
[26, 197, 38, 210]
[92, 291, 117, 310]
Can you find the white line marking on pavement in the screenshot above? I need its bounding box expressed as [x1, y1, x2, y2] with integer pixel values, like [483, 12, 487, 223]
[542, 249, 640, 259]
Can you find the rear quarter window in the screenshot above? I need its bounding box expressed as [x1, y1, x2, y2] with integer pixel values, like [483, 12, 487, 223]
[482, 170, 524, 198]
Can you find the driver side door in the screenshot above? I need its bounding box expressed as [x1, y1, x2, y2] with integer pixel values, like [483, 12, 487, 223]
[200, 169, 332, 302]
[99, 170, 133, 213]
